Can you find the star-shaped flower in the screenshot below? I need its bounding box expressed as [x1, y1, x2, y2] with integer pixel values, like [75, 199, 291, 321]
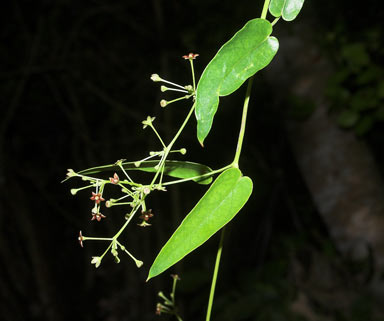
[91, 256, 101, 268]
[142, 116, 155, 129]
[90, 192, 105, 204]
[182, 53, 199, 60]
[78, 230, 84, 247]
[139, 209, 154, 222]
[109, 173, 119, 184]
[91, 212, 106, 221]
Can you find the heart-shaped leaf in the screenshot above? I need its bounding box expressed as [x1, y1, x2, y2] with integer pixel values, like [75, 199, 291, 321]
[269, 0, 305, 21]
[147, 168, 253, 280]
[77, 160, 213, 185]
[195, 18, 279, 146]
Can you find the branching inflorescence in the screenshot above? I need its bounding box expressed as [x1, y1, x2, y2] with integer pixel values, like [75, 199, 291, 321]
[65, 54, 203, 269]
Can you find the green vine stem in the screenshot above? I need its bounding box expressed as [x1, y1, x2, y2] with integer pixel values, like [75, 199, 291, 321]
[261, 0, 271, 19]
[205, 72, 255, 321]
[205, 226, 226, 321]
[205, 0, 270, 312]
[232, 75, 254, 168]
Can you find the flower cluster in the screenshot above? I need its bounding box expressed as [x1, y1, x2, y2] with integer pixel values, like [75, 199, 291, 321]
[66, 165, 150, 268]
[155, 274, 182, 319]
[151, 53, 199, 108]
[65, 53, 199, 271]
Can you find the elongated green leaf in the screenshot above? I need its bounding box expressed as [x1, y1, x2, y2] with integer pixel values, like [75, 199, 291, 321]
[269, 0, 305, 21]
[147, 168, 253, 280]
[77, 160, 213, 185]
[195, 18, 279, 146]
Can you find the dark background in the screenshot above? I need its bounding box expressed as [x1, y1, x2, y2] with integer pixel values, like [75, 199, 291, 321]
[2, 1, 384, 320]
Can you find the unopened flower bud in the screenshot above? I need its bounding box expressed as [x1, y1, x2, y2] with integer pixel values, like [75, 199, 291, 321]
[143, 187, 151, 195]
[160, 85, 167, 92]
[180, 148, 187, 155]
[156, 303, 162, 315]
[150, 74, 161, 82]
[135, 260, 144, 268]
[160, 100, 168, 107]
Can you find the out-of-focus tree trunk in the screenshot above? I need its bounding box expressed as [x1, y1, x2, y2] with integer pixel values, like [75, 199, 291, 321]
[266, 18, 384, 313]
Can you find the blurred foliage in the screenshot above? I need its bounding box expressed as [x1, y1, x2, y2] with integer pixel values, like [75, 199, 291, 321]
[325, 26, 384, 136]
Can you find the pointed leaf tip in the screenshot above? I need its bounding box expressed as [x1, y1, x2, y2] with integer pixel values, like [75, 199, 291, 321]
[147, 168, 253, 279]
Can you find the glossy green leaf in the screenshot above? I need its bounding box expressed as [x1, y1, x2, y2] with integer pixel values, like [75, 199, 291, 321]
[78, 160, 213, 184]
[147, 168, 253, 280]
[195, 18, 279, 146]
[269, 0, 305, 21]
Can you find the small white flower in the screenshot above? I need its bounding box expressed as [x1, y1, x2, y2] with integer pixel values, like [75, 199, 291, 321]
[91, 256, 102, 268]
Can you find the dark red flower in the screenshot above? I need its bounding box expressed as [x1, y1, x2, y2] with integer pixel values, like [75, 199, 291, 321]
[109, 173, 119, 184]
[91, 212, 106, 221]
[78, 230, 84, 247]
[182, 53, 199, 60]
[90, 192, 105, 204]
[139, 209, 154, 222]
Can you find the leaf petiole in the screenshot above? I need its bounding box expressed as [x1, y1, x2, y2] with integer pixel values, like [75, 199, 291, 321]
[261, 0, 272, 19]
[233, 76, 254, 168]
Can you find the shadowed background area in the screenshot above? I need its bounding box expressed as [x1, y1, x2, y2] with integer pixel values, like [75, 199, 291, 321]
[2, 1, 384, 320]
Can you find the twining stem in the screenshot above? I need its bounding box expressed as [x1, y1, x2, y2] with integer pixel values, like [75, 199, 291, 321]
[206, 10, 262, 312]
[261, 0, 271, 19]
[233, 76, 254, 168]
[206, 227, 226, 321]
